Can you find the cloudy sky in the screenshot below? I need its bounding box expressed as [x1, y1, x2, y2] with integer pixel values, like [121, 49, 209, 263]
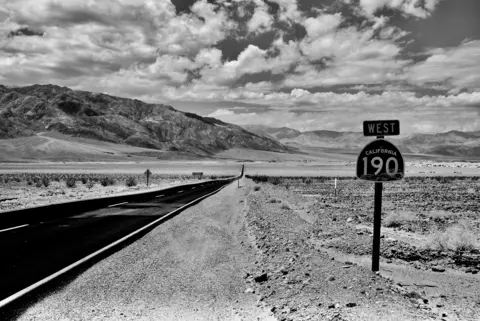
[1, 0, 479, 134]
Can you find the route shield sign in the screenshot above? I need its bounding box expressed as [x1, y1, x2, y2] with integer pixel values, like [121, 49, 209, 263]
[356, 139, 404, 182]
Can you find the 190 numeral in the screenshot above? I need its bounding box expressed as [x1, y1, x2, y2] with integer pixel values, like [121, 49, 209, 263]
[363, 157, 398, 176]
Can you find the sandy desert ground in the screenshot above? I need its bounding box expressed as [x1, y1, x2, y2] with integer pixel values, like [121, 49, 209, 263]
[244, 175, 480, 320]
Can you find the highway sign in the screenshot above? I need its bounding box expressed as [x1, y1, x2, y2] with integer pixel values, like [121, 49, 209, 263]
[356, 139, 404, 182]
[363, 120, 399, 136]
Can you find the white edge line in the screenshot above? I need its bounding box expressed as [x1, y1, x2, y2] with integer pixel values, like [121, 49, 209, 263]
[107, 202, 128, 208]
[0, 180, 235, 309]
[0, 224, 29, 233]
[154, 194, 164, 198]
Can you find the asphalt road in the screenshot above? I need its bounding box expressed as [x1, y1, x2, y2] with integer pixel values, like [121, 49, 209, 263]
[0, 180, 229, 304]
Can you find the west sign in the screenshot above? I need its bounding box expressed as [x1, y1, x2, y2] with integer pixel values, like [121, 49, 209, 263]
[363, 120, 400, 136]
[356, 139, 404, 182]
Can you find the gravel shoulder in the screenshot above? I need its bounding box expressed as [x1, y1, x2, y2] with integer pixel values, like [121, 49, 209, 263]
[15, 178, 275, 321]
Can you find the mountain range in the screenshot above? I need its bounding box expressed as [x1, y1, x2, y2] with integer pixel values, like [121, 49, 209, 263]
[0, 84, 289, 157]
[243, 125, 480, 158]
[1, 84, 478, 161]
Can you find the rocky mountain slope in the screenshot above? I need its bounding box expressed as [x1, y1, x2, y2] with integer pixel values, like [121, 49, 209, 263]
[0, 84, 290, 156]
[244, 125, 480, 157]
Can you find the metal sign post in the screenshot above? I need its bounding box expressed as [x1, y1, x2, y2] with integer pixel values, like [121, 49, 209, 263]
[357, 120, 404, 272]
[372, 179, 383, 271]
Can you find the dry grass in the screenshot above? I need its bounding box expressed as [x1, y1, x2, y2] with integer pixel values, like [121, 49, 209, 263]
[426, 210, 456, 223]
[424, 220, 479, 252]
[281, 203, 291, 210]
[383, 210, 418, 228]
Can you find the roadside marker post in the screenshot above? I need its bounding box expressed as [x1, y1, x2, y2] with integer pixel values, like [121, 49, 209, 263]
[334, 178, 337, 199]
[356, 120, 404, 272]
[144, 169, 151, 187]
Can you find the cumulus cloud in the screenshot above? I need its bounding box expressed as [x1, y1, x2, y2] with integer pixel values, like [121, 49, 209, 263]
[357, 0, 443, 18]
[408, 40, 480, 92]
[303, 13, 342, 38]
[288, 18, 409, 87]
[247, 0, 274, 33]
[269, 0, 302, 22]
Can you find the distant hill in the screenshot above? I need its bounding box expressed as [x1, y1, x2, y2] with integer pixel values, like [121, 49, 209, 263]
[243, 125, 302, 140]
[0, 84, 291, 157]
[242, 125, 480, 158]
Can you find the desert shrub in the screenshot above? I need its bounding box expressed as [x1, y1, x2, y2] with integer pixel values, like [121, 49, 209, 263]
[125, 176, 137, 187]
[425, 221, 479, 252]
[427, 210, 455, 223]
[100, 176, 115, 187]
[27, 180, 33, 186]
[304, 178, 313, 185]
[42, 177, 50, 187]
[269, 198, 279, 203]
[100, 177, 109, 186]
[270, 177, 281, 185]
[14, 176, 21, 183]
[52, 175, 61, 182]
[383, 211, 417, 228]
[81, 176, 89, 184]
[250, 175, 268, 183]
[35, 181, 42, 188]
[210, 175, 218, 179]
[254, 185, 261, 191]
[281, 203, 291, 210]
[66, 177, 77, 188]
[86, 180, 95, 189]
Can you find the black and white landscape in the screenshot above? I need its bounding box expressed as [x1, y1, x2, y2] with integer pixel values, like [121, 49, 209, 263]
[1, 0, 480, 320]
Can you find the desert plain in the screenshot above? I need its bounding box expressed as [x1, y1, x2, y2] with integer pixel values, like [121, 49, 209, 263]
[1, 138, 480, 321]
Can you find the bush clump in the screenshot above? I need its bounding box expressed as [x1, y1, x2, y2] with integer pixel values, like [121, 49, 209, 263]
[281, 203, 291, 210]
[254, 185, 261, 191]
[66, 177, 77, 188]
[427, 210, 455, 223]
[383, 211, 418, 228]
[270, 177, 281, 185]
[42, 177, 50, 187]
[425, 220, 479, 252]
[125, 176, 137, 187]
[86, 180, 95, 189]
[100, 177, 115, 187]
